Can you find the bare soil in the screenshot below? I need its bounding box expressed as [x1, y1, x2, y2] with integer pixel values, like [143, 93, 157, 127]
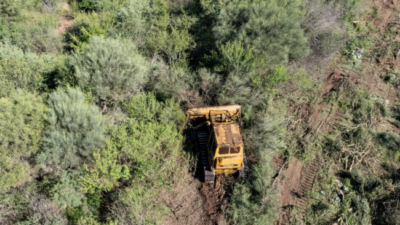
[55, 3, 73, 35]
[274, 157, 323, 225]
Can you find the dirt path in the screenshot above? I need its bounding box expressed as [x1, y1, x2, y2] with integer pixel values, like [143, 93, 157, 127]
[55, 2, 73, 35]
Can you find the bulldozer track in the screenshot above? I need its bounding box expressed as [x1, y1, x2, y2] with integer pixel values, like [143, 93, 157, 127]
[239, 153, 249, 177]
[273, 157, 285, 173]
[192, 127, 215, 184]
[295, 158, 323, 212]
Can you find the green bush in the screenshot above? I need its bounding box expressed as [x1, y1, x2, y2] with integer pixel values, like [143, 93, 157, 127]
[79, 141, 131, 194]
[107, 92, 186, 224]
[114, 115, 182, 183]
[69, 36, 149, 104]
[152, 67, 199, 104]
[50, 171, 86, 209]
[37, 87, 106, 168]
[0, 11, 63, 53]
[145, 0, 196, 66]
[218, 73, 266, 117]
[124, 92, 186, 127]
[0, 90, 46, 191]
[0, 184, 68, 225]
[0, 0, 24, 17]
[0, 42, 57, 96]
[73, 0, 120, 11]
[113, 0, 152, 45]
[65, 13, 106, 51]
[214, 0, 309, 66]
[218, 40, 255, 75]
[109, 182, 170, 224]
[228, 107, 285, 224]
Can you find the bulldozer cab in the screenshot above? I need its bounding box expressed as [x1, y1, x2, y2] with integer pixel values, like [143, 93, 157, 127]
[187, 105, 248, 182]
[210, 110, 234, 124]
[208, 110, 244, 173]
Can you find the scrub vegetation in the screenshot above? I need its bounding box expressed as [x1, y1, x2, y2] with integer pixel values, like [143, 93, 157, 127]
[0, 0, 399, 224]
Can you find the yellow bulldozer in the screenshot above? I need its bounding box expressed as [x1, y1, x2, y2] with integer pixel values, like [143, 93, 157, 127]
[187, 105, 249, 184]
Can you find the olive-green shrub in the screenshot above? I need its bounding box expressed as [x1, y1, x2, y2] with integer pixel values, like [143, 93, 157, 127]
[37, 87, 106, 168]
[0, 90, 46, 191]
[69, 37, 149, 104]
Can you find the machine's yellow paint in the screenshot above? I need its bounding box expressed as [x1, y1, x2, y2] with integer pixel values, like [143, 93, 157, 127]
[187, 105, 245, 176]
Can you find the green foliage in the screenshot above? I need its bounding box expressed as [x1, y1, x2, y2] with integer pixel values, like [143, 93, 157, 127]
[113, 118, 182, 183]
[0, 42, 57, 96]
[147, 26, 195, 66]
[340, 195, 372, 225]
[146, 0, 196, 66]
[218, 73, 266, 116]
[114, 0, 152, 45]
[325, 79, 383, 124]
[152, 67, 198, 104]
[110, 182, 170, 224]
[37, 87, 106, 168]
[65, 13, 106, 51]
[124, 92, 186, 127]
[0, 0, 23, 17]
[50, 171, 86, 209]
[250, 65, 291, 92]
[0, 89, 46, 158]
[214, 0, 309, 65]
[80, 141, 131, 194]
[69, 36, 149, 104]
[73, 0, 121, 11]
[219, 40, 255, 75]
[243, 109, 286, 161]
[107, 92, 186, 224]
[376, 132, 400, 153]
[228, 107, 285, 224]
[334, 0, 366, 22]
[0, 8, 63, 53]
[0, 90, 46, 191]
[0, 184, 68, 225]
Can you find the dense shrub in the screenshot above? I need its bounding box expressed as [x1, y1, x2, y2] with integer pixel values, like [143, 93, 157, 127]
[65, 13, 106, 51]
[145, 0, 196, 65]
[69, 36, 148, 104]
[0, 184, 68, 225]
[228, 108, 285, 224]
[0, 90, 46, 191]
[36, 87, 106, 168]
[0, 0, 24, 17]
[50, 171, 85, 209]
[0, 10, 63, 53]
[108, 92, 186, 224]
[113, 0, 152, 45]
[218, 72, 266, 116]
[109, 182, 170, 224]
[152, 67, 200, 105]
[214, 0, 309, 65]
[79, 141, 131, 194]
[0, 43, 57, 96]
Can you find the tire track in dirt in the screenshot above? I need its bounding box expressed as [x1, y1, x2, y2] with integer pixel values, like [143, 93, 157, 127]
[275, 157, 322, 225]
